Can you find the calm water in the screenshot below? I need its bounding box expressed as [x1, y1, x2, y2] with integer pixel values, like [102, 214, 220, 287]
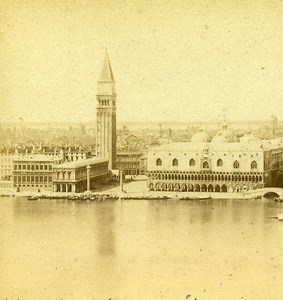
[0, 197, 283, 300]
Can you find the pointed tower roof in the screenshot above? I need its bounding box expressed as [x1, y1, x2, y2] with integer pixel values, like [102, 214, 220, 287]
[98, 48, 114, 82]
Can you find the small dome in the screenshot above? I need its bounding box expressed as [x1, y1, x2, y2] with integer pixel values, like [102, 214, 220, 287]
[240, 131, 260, 143]
[211, 131, 228, 143]
[191, 129, 208, 142]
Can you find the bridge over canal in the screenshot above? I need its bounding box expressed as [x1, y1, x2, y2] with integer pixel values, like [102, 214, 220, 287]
[245, 187, 283, 198]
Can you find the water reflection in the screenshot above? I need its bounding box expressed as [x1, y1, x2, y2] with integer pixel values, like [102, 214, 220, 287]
[93, 203, 116, 256]
[1, 197, 283, 299]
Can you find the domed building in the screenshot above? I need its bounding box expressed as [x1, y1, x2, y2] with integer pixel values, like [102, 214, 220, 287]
[240, 129, 261, 144]
[147, 126, 283, 193]
[191, 128, 208, 143]
[212, 121, 236, 143]
[211, 132, 228, 144]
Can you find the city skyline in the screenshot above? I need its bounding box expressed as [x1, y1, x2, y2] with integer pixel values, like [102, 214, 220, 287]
[1, 0, 283, 123]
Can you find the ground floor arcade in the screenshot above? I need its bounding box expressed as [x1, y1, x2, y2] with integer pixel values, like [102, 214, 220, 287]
[148, 181, 264, 193]
[147, 170, 264, 193]
[53, 174, 108, 193]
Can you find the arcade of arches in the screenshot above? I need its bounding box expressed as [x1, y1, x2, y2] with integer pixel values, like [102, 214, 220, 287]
[147, 170, 264, 192]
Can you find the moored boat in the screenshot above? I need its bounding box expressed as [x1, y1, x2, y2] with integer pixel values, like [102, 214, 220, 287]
[27, 196, 38, 201]
[180, 196, 212, 201]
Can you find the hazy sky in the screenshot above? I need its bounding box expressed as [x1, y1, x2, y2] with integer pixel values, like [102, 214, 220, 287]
[1, 0, 283, 123]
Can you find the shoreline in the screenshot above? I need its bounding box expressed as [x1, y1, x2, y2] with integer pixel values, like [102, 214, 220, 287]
[0, 189, 261, 200]
[1, 180, 280, 200]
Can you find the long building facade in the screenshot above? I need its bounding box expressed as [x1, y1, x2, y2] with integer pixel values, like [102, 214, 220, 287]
[147, 129, 283, 193]
[53, 158, 109, 193]
[12, 155, 60, 192]
[96, 50, 116, 170]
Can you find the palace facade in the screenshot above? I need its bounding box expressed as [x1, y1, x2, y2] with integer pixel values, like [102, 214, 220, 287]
[147, 127, 283, 193]
[12, 155, 61, 192]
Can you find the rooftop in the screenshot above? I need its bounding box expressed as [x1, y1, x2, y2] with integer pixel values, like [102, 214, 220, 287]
[149, 141, 265, 152]
[54, 157, 109, 169]
[13, 155, 59, 162]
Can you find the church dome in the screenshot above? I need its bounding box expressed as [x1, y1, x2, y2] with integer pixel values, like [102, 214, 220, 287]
[191, 128, 208, 142]
[211, 131, 228, 143]
[240, 130, 260, 143]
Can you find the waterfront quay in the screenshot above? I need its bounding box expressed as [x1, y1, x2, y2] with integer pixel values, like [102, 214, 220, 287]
[2, 179, 282, 201]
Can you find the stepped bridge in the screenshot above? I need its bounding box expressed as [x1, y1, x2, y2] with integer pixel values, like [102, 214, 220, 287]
[245, 187, 283, 198]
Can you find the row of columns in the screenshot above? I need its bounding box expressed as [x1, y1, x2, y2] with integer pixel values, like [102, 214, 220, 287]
[54, 165, 91, 193]
[55, 183, 75, 193]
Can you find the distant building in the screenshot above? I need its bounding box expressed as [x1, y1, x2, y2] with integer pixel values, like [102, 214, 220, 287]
[63, 147, 90, 162]
[0, 147, 33, 189]
[264, 143, 283, 188]
[96, 49, 116, 169]
[12, 155, 61, 192]
[147, 127, 283, 193]
[53, 158, 109, 193]
[33, 146, 63, 160]
[116, 151, 143, 176]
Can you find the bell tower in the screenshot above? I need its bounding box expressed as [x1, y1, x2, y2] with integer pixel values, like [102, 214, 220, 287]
[96, 49, 116, 169]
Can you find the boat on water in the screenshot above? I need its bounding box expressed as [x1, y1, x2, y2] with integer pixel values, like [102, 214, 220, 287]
[278, 213, 283, 221]
[180, 196, 212, 201]
[27, 196, 38, 201]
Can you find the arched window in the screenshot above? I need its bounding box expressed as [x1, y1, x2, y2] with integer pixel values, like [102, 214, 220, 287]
[203, 161, 209, 169]
[217, 159, 223, 167]
[172, 158, 178, 166]
[156, 158, 162, 166]
[233, 160, 240, 169]
[251, 161, 257, 169]
[189, 159, 195, 167]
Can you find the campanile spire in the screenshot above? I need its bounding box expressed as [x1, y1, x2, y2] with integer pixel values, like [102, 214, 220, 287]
[96, 50, 116, 169]
[99, 48, 115, 82]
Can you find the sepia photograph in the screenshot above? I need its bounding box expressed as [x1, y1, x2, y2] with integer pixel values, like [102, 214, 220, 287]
[1, 0, 283, 299]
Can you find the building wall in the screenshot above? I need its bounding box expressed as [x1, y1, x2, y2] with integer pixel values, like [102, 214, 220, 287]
[64, 150, 88, 162]
[116, 152, 142, 175]
[12, 159, 55, 192]
[96, 99, 116, 169]
[0, 153, 15, 181]
[53, 161, 108, 193]
[147, 142, 264, 193]
[264, 148, 283, 187]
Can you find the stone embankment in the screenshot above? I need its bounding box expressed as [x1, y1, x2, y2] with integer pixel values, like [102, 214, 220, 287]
[2, 180, 282, 200]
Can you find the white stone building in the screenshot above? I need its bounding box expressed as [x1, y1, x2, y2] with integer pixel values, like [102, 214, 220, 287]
[147, 127, 282, 193]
